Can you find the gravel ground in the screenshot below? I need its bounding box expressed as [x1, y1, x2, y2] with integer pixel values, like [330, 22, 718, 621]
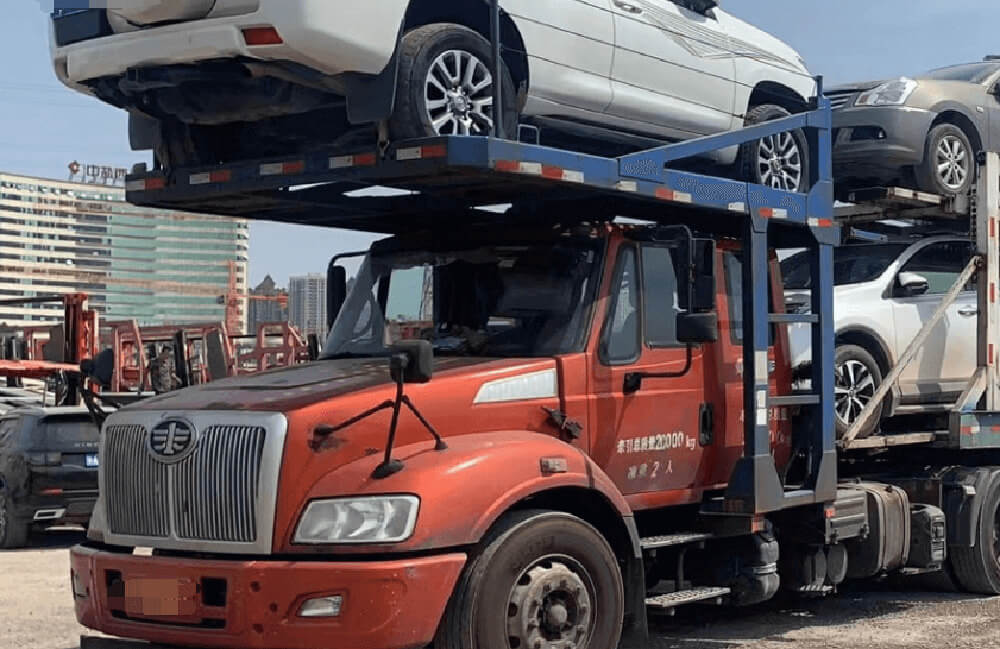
[3, 530, 1000, 649]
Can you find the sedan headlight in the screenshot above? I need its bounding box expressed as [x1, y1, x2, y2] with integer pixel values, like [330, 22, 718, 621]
[293, 496, 420, 544]
[855, 78, 918, 107]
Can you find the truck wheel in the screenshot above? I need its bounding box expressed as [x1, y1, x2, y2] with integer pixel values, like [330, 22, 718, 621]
[951, 473, 1000, 594]
[740, 104, 810, 193]
[390, 24, 518, 141]
[914, 123, 974, 196]
[834, 345, 882, 439]
[0, 491, 28, 549]
[436, 510, 624, 649]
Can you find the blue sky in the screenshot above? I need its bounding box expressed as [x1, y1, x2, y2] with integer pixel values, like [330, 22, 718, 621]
[1, 1, 996, 286]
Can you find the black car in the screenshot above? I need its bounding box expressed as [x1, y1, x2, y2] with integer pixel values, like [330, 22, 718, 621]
[0, 407, 100, 548]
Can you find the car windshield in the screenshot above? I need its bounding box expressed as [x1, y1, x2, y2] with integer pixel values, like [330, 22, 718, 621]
[322, 236, 602, 359]
[920, 62, 1000, 84]
[781, 244, 908, 289]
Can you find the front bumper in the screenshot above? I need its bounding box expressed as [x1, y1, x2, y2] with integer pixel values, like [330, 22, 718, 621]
[70, 544, 466, 649]
[832, 105, 936, 180]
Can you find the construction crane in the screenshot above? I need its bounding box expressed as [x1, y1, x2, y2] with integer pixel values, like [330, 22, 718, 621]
[0, 260, 249, 333]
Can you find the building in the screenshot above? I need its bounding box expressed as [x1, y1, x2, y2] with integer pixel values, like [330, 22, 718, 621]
[248, 275, 289, 333]
[0, 171, 248, 331]
[289, 273, 327, 340]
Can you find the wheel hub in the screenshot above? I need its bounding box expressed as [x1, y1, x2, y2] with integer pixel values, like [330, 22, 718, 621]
[835, 359, 876, 426]
[936, 135, 969, 191]
[757, 132, 803, 192]
[508, 561, 592, 649]
[424, 49, 495, 136]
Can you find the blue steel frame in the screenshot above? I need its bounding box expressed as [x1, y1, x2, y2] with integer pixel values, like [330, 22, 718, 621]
[126, 84, 840, 515]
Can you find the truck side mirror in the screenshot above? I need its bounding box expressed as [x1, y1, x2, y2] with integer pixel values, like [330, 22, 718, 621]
[677, 312, 719, 344]
[389, 340, 434, 384]
[327, 263, 348, 331]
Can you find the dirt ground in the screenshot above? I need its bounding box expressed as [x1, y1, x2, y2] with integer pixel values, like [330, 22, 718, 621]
[4, 528, 1000, 649]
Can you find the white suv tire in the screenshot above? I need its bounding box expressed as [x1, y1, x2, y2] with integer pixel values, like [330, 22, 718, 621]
[834, 344, 883, 439]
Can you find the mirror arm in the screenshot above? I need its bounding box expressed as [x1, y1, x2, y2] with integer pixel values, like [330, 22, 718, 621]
[624, 344, 693, 394]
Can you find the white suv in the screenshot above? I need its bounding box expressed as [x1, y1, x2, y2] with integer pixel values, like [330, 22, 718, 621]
[783, 237, 977, 437]
[50, 0, 814, 188]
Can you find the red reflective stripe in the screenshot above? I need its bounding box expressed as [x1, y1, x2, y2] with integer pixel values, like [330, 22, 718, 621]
[992, 218, 996, 239]
[962, 426, 976, 435]
[496, 160, 520, 172]
[759, 207, 773, 218]
[283, 161, 305, 174]
[541, 165, 564, 180]
[210, 170, 232, 183]
[41, 488, 63, 495]
[655, 188, 674, 201]
[354, 153, 377, 167]
[990, 343, 995, 366]
[421, 145, 447, 159]
[816, 218, 833, 228]
[992, 282, 996, 304]
[145, 177, 166, 190]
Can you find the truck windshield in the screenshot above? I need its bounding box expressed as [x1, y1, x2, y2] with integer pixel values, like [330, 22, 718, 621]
[322, 238, 602, 359]
[781, 244, 908, 289]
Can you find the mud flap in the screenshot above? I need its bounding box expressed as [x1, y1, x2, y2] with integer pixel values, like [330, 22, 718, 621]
[619, 517, 649, 649]
[343, 52, 400, 125]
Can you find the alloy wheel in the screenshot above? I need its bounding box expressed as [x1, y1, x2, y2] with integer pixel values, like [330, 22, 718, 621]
[936, 134, 970, 192]
[424, 49, 495, 136]
[834, 359, 876, 426]
[757, 132, 803, 192]
[507, 555, 595, 649]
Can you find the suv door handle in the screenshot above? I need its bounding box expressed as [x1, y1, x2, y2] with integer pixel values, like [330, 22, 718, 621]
[958, 306, 979, 317]
[614, 1, 644, 13]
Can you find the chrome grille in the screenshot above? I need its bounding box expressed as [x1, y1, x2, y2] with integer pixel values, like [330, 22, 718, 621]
[104, 425, 170, 537]
[173, 425, 266, 543]
[826, 92, 855, 110]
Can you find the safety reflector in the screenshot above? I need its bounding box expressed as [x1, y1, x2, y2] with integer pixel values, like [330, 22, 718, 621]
[189, 170, 232, 185]
[330, 153, 377, 169]
[807, 218, 834, 228]
[242, 27, 283, 46]
[261, 161, 305, 176]
[654, 188, 693, 204]
[125, 177, 166, 192]
[759, 207, 788, 219]
[728, 202, 746, 212]
[396, 144, 447, 161]
[495, 160, 584, 183]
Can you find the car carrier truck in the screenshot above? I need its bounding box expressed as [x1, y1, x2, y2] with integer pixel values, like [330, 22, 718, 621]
[67, 33, 1000, 649]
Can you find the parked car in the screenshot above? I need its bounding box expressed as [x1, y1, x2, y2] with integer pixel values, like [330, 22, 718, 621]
[0, 407, 100, 548]
[49, 1, 814, 189]
[827, 59, 1000, 197]
[782, 236, 976, 438]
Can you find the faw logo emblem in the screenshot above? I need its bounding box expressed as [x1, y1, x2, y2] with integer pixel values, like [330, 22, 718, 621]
[148, 419, 198, 463]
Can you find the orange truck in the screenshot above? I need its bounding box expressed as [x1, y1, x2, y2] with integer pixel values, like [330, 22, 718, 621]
[68, 81, 1000, 648]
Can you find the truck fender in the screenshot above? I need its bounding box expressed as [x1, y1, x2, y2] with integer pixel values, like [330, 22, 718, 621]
[942, 466, 1000, 548]
[293, 431, 639, 557]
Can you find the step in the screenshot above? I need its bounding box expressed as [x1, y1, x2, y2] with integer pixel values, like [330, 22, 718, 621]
[640, 533, 714, 550]
[645, 587, 731, 612]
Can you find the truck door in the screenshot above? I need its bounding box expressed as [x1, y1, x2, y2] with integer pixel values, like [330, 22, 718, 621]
[589, 242, 710, 502]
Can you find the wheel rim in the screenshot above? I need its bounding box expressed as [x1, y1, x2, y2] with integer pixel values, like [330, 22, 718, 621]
[506, 554, 595, 649]
[757, 132, 803, 192]
[935, 134, 970, 191]
[424, 49, 495, 136]
[834, 359, 876, 427]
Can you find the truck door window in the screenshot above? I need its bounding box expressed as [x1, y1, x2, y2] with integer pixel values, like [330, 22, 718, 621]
[641, 244, 684, 348]
[898, 241, 974, 294]
[601, 247, 641, 364]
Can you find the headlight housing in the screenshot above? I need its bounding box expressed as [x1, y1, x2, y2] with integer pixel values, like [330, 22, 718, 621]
[855, 78, 918, 107]
[293, 495, 420, 544]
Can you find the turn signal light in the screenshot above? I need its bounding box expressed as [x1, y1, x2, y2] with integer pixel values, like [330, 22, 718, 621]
[242, 27, 283, 46]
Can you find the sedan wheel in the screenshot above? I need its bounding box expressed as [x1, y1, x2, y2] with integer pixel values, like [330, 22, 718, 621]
[915, 123, 975, 196]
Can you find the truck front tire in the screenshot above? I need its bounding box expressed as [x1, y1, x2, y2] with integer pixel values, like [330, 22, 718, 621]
[436, 510, 624, 649]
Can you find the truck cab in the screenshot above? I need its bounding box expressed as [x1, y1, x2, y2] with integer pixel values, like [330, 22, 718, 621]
[72, 222, 794, 649]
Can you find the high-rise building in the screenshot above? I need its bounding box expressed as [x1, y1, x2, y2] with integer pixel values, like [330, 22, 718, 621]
[0, 171, 248, 331]
[248, 275, 289, 333]
[289, 273, 327, 340]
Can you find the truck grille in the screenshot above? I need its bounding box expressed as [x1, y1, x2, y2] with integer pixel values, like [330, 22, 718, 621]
[104, 424, 266, 543]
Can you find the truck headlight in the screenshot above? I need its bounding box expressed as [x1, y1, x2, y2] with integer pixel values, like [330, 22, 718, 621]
[293, 496, 420, 544]
[856, 78, 918, 107]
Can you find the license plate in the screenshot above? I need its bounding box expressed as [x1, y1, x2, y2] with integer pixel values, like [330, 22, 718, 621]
[85, 454, 99, 467]
[124, 578, 197, 617]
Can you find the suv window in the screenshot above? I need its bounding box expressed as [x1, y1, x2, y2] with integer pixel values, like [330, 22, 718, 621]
[641, 245, 684, 348]
[899, 241, 973, 295]
[602, 247, 641, 364]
